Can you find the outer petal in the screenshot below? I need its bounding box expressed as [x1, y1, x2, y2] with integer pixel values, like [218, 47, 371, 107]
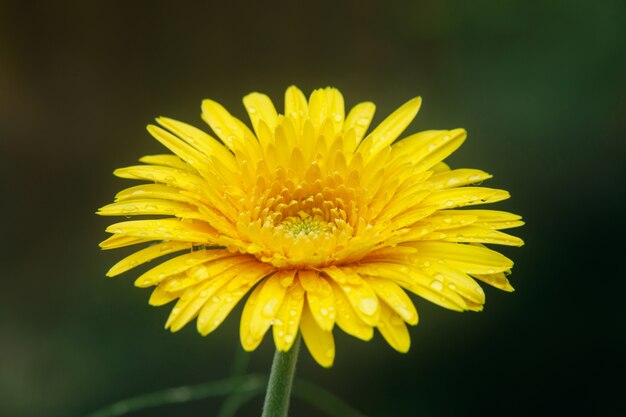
[243, 92, 278, 135]
[344, 102, 376, 147]
[409, 241, 514, 274]
[299, 270, 336, 331]
[197, 263, 274, 336]
[377, 303, 411, 353]
[323, 266, 380, 326]
[134, 249, 233, 287]
[106, 241, 191, 277]
[363, 276, 418, 325]
[300, 300, 335, 368]
[106, 219, 217, 252]
[362, 97, 422, 154]
[330, 280, 374, 341]
[273, 281, 305, 351]
[240, 270, 292, 350]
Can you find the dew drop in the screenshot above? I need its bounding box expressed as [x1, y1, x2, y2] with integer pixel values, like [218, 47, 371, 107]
[430, 281, 444, 291]
[468, 175, 481, 182]
[289, 309, 298, 317]
[248, 107, 257, 114]
[263, 299, 279, 316]
[325, 348, 334, 358]
[357, 117, 369, 126]
[446, 178, 460, 186]
[358, 297, 378, 315]
[320, 308, 329, 317]
[284, 334, 294, 343]
[445, 200, 454, 207]
[212, 296, 221, 303]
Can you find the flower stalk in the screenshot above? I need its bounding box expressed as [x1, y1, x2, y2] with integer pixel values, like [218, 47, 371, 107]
[262, 335, 301, 417]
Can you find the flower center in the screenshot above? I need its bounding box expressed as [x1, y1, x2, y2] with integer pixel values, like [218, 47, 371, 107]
[280, 213, 329, 238]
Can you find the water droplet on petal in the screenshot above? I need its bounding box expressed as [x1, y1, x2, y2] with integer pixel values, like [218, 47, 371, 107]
[320, 308, 329, 317]
[263, 299, 280, 316]
[430, 281, 444, 291]
[358, 297, 378, 315]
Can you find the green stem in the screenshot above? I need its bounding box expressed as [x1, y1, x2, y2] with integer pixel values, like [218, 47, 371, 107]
[261, 336, 301, 417]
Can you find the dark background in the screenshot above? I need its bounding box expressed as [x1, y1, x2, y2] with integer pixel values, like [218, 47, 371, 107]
[1, 1, 625, 416]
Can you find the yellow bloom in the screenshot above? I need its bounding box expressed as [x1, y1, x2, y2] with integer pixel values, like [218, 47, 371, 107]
[98, 86, 523, 367]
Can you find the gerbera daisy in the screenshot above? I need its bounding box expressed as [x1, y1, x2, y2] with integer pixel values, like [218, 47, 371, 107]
[98, 86, 523, 367]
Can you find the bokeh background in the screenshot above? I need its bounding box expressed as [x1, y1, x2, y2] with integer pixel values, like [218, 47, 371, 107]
[1, 1, 625, 416]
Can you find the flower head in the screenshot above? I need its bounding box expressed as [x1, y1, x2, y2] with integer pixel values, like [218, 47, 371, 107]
[98, 86, 523, 367]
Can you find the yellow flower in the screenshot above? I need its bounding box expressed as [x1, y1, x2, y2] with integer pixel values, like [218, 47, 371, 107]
[98, 86, 523, 367]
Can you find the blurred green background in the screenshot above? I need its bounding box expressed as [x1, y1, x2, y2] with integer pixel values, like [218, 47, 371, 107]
[1, 0, 625, 416]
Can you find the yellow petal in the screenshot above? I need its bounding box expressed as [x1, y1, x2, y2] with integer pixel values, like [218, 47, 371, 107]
[98, 199, 202, 220]
[201, 99, 261, 160]
[114, 184, 200, 206]
[149, 284, 182, 306]
[166, 270, 235, 331]
[421, 187, 510, 209]
[106, 241, 191, 277]
[300, 300, 335, 367]
[243, 92, 278, 135]
[155, 117, 237, 171]
[139, 154, 193, 172]
[99, 234, 151, 250]
[411, 128, 466, 172]
[106, 219, 216, 246]
[343, 102, 376, 148]
[134, 249, 233, 287]
[353, 262, 468, 311]
[197, 263, 272, 336]
[146, 125, 210, 174]
[304, 274, 336, 331]
[323, 266, 380, 326]
[273, 281, 305, 351]
[418, 261, 486, 305]
[377, 303, 411, 353]
[455, 209, 524, 230]
[329, 280, 373, 341]
[363, 276, 418, 325]
[240, 271, 292, 351]
[473, 272, 515, 292]
[429, 168, 492, 189]
[284, 86, 308, 130]
[410, 241, 514, 274]
[440, 225, 524, 247]
[362, 97, 422, 155]
[114, 165, 207, 194]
